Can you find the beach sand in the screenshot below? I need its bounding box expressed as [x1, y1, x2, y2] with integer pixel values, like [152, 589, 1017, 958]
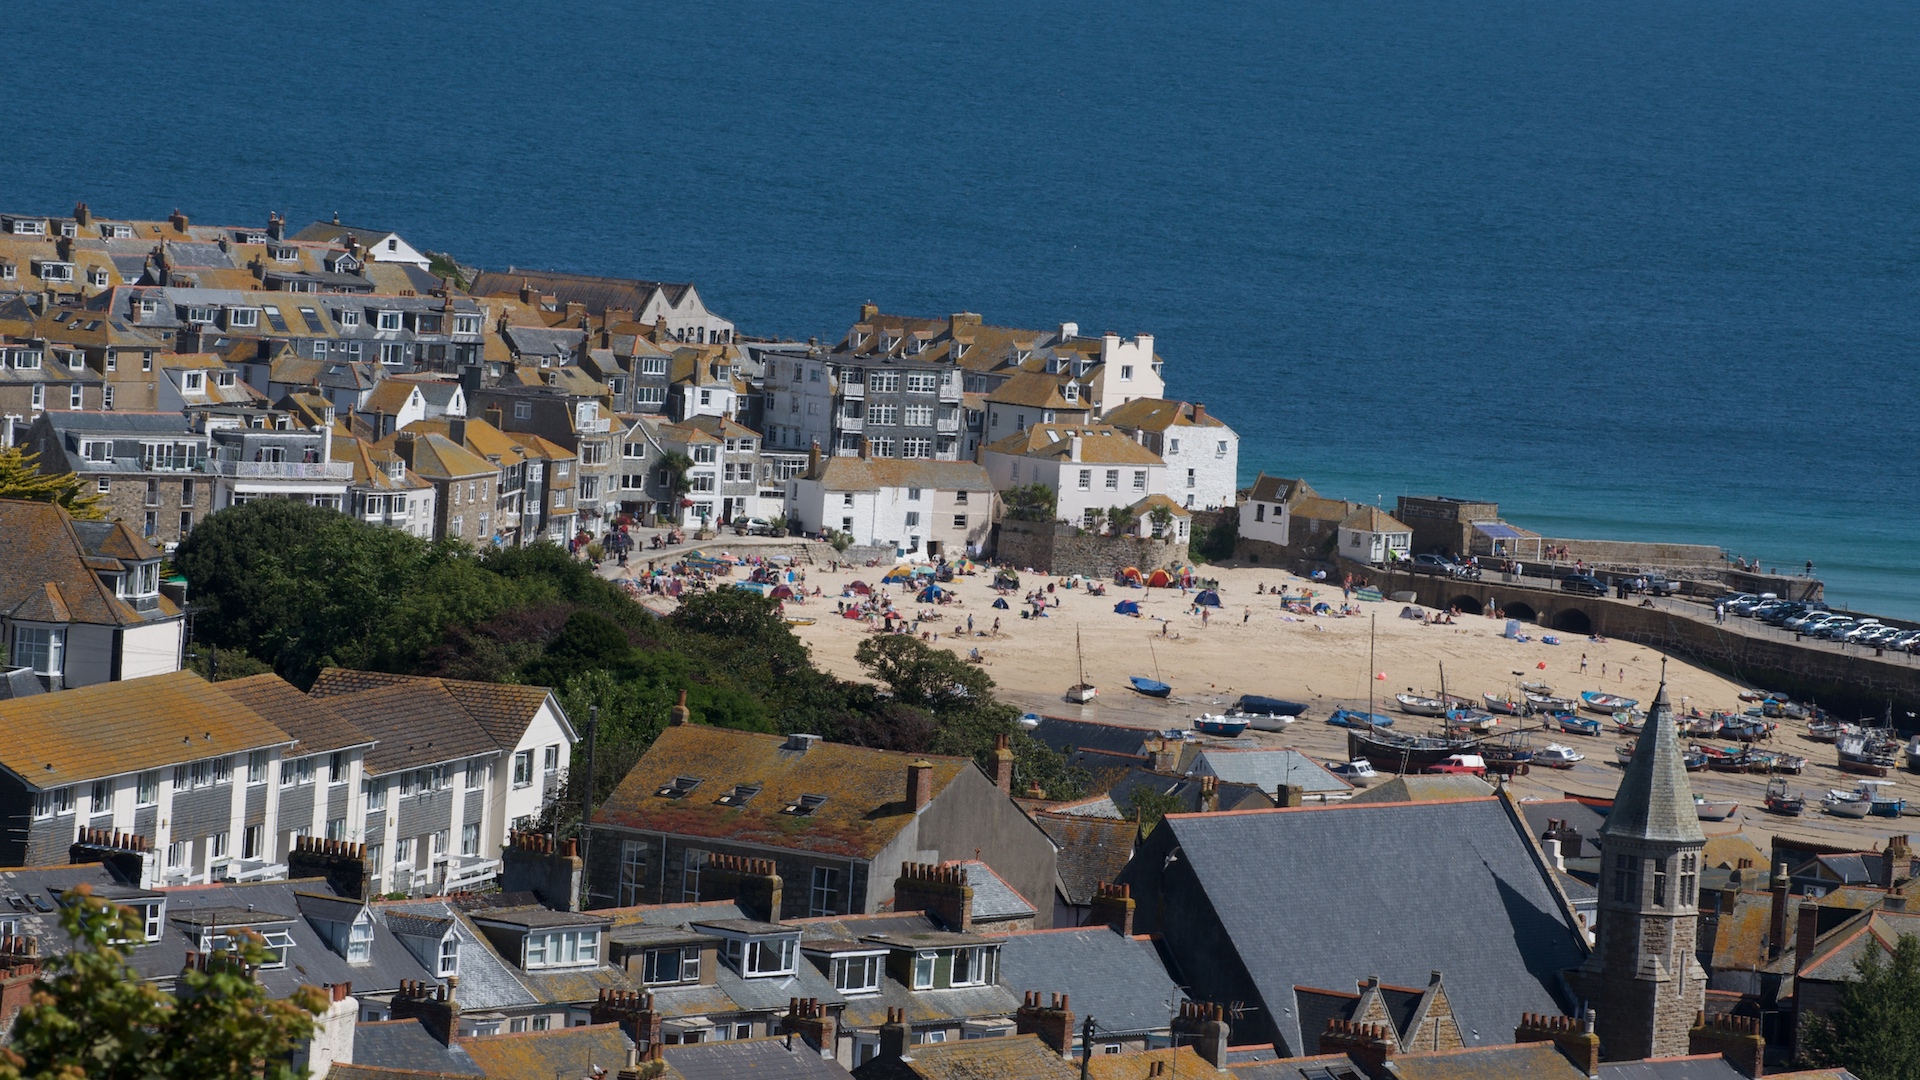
[628, 554, 1916, 855]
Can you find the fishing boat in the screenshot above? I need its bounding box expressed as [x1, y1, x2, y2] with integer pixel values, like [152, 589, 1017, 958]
[1065, 627, 1097, 704]
[1693, 797, 1739, 822]
[1856, 780, 1906, 817]
[1346, 727, 1485, 774]
[1526, 692, 1578, 713]
[1683, 750, 1710, 772]
[1444, 711, 1500, 735]
[1536, 743, 1585, 769]
[1613, 713, 1645, 735]
[1908, 735, 1920, 774]
[1805, 721, 1853, 744]
[1616, 742, 1637, 765]
[1129, 676, 1173, 698]
[1395, 693, 1450, 717]
[1328, 759, 1379, 785]
[1580, 692, 1639, 715]
[1823, 789, 1872, 818]
[1765, 752, 1809, 775]
[1235, 694, 1308, 718]
[1762, 699, 1811, 720]
[1520, 681, 1554, 696]
[1764, 777, 1806, 816]
[1019, 712, 1042, 730]
[1481, 732, 1535, 775]
[1722, 719, 1774, 743]
[1557, 714, 1603, 737]
[1678, 714, 1724, 738]
[1192, 714, 1251, 738]
[1837, 733, 1898, 777]
[1328, 709, 1393, 729]
[1482, 693, 1529, 716]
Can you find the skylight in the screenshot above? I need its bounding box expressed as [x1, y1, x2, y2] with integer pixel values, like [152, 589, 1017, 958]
[656, 776, 702, 799]
[715, 784, 761, 807]
[783, 794, 828, 816]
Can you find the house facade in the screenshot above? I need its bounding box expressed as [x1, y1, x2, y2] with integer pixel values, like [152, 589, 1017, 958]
[786, 454, 998, 557]
[1338, 506, 1414, 566]
[977, 423, 1166, 532]
[19, 411, 214, 547]
[1100, 398, 1239, 511]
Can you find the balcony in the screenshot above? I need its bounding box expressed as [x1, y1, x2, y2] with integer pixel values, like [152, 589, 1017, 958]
[839, 382, 865, 400]
[936, 418, 961, 434]
[836, 415, 865, 433]
[206, 460, 353, 480]
[576, 417, 612, 434]
[938, 383, 962, 403]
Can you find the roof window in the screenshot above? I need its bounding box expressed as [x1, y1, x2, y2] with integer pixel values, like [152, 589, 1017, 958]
[715, 784, 761, 807]
[656, 776, 703, 799]
[783, 793, 828, 816]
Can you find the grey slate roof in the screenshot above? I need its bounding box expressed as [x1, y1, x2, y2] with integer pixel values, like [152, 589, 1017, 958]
[381, 901, 541, 1011]
[664, 1038, 856, 1080]
[958, 861, 1036, 921]
[1030, 717, 1153, 759]
[1105, 769, 1275, 816]
[1603, 683, 1704, 844]
[993, 928, 1181, 1036]
[1133, 799, 1585, 1056]
[1598, 1058, 1751, 1080]
[0, 665, 44, 700]
[351, 1019, 484, 1075]
[1187, 749, 1351, 794]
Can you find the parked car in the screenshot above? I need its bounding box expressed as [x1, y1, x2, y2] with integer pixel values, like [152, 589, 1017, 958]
[1410, 554, 1459, 576]
[1561, 573, 1608, 597]
[1729, 593, 1776, 616]
[1761, 603, 1810, 626]
[1640, 573, 1678, 597]
[1842, 620, 1886, 643]
[1796, 612, 1845, 635]
[1784, 608, 1832, 631]
[733, 517, 776, 536]
[1813, 619, 1858, 640]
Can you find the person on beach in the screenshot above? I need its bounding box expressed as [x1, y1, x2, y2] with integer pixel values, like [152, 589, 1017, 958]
[1580, 654, 1589, 674]
[1244, 607, 1252, 624]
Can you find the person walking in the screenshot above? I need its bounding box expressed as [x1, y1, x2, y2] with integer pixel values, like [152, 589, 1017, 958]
[1580, 653, 1589, 674]
[1243, 606, 1252, 625]
[967, 614, 974, 634]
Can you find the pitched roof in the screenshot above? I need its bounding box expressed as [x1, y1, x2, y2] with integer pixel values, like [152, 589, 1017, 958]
[350, 1019, 483, 1075]
[663, 1038, 857, 1080]
[1603, 683, 1704, 845]
[1101, 398, 1227, 432]
[0, 670, 292, 788]
[456, 1024, 635, 1080]
[0, 498, 171, 628]
[957, 861, 1036, 921]
[1387, 1042, 1588, 1080]
[983, 371, 1078, 410]
[1597, 1056, 1751, 1080]
[994, 927, 1181, 1036]
[211, 673, 373, 755]
[983, 424, 1162, 466]
[1030, 813, 1135, 905]
[1246, 474, 1315, 504]
[1346, 774, 1496, 804]
[1029, 716, 1153, 759]
[853, 1033, 1077, 1080]
[1128, 798, 1586, 1055]
[1188, 749, 1352, 794]
[1339, 505, 1411, 534]
[1292, 495, 1357, 523]
[308, 670, 562, 776]
[807, 457, 996, 493]
[470, 268, 697, 313]
[593, 726, 972, 860]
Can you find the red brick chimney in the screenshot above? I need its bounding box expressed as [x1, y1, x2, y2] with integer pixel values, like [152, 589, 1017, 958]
[1878, 835, 1910, 890]
[591, 989, 661, 1052]
[169, 209, 189, 234]
[1192, 402, 1208, 423]
[669, 689, 690, 726]
[992, 733, 1014, 795]
[1514, 1011, 1599, 1079]
[1089, 882, 1135, 935]
[1171, 1000, 1232, 1068]
[878, 1006, 911, 1061]
[907, 759, 935, 810]
[1015, 992, 1075, 1058]
[389, 979, 460, 1046]
[287, 836, 370, 901]
[893, 862, 971, 932]
[1768, 863, 1791, 959]
[1795, 900, 1821, 974]
[781, 997, 836, 1057]
[0, 935, 41, 1034]
[1319, 1018, 1393, 1077]
[1689, 1012, 1765, 1078]
[698, 853, 784, 922]
[1199, 775, 1220, 813]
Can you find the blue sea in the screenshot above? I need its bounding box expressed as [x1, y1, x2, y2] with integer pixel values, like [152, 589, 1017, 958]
[7, 1, 1918, 614]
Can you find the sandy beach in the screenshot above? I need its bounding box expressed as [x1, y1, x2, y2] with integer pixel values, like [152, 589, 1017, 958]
[624, 552, 1916, 856]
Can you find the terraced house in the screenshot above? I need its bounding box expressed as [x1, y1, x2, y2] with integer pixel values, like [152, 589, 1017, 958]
[19, 411, 213, 546]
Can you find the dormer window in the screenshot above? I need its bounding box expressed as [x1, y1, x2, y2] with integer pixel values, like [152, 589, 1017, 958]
[337, 309, 360, 327]
[1063, 383, 1078, 403]
[184, 306, 216, 325]
[239, 231, 270, 245]
[454, 314, 481, 335]
[34, 261, 74, 283]
[832, 952, 885, 995]
[269, 245, 299, 263]
[9, 218, 46, 236]
[715, 784, 761, 807]
[183, 371, 205, 392]
[524, 928, 598, 969]
[642, 945, 702, 984]
[783, 793, 828, 816]
[376, 310, 402, 331]
[87, 267, 110, 287]
[722, 936, 796, 977]
[657, 776, 703, 799]
[440, 933, 460, 975]
[226, 307, 260, 329]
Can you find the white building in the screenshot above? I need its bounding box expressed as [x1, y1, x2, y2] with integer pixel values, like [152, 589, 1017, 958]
[786, 453, 998, 559]
[1101, 399, 1240, 510]
[202, 423, 354, 511]
[1339, 506, 1414, 566]
[290, 221, 435, 269]
[1237, 473, 1302, 547]
[978, 423, 1167, 532]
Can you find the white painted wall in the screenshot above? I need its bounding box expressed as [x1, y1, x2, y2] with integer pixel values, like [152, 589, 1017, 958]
[1159, 426, 1239, 511]
[1340, 525, 1412, 565]
[1238, 496, 1291, 546]
[1092, 334, 1164, 410]
[120, 620, 184, 679]
[980, 443, 1166, 529]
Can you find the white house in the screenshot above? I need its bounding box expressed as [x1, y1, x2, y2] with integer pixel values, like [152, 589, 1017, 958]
[1339, 506, 1414, 566]
[786, 452, 998, 559]
[1237, 474, 1301, 547]
[1101, 399, 1240, 510]
[1085, 331, 1165, 412]
[290, 221, 435, 269]
[978, 423, 1167, 532]
[979, 371, 1093, 447]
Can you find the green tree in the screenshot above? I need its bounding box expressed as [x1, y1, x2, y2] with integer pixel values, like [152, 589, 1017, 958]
[1123, 786, 1184, 835]
[1, 886, 323, 1080]
[1104, 505, 1133, 537]
[658, 451, 694, 503]
[1147, 503, 1175, 539]
[1002, 483, 1057, 523]
[0, 445, 104, 519]
[1803, 932, 1920, 1080]
[1191, 506, 1238, 563]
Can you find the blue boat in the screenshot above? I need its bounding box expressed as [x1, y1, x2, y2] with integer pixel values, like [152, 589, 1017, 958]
[1556, 713, 1603, 737]
[1329, 708, 1393, 729]
[1129, 676, 1172, 698]
[1236, 695, 1309, 718]
[1192, 714, 1251, 737]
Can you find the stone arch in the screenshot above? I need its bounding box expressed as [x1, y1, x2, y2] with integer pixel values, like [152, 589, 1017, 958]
[1502, 601, 1537, 622]
[1551, 608, 1593, 635]
[1449, 595, 1485, 616]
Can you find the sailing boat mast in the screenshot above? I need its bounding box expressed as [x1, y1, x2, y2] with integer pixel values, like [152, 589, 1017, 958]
[1367, 614, 1376, 719]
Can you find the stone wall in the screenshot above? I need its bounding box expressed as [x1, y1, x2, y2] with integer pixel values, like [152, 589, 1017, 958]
[994, 519, 1186, 578]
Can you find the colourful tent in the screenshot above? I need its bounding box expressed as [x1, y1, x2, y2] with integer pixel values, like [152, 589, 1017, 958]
[1113, 599, 1141, 615]
[1117, 567, 1144, 585]
[1194, 589, 1222, 607]
[917, 584, 945, 602]
[770, 584, 796, 599]
[1146, 568, 1175, 588]
[882, 565, 918, 583]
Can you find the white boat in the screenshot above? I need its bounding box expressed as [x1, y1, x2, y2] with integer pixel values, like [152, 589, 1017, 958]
[1693, 797, 1739, 822]
[1824, 789, 1872, 818]
[1329, 759, 1379, 786]
[1908, 736, 1920, 774]
[1019, 712, 1042, 730]
[1536, 743, 1585, 769]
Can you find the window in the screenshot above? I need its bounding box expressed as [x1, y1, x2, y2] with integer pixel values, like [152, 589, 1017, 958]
[182, 371, 204, 392]
[1078, 469, 1092, 490]
[12, 627, 64, 676]
[869, 405, 897, 426]
[247, 750, 268, 784]
[682, 849, 708, 902]
[227, 307, 259, 328]
[466, 760, 485, 791]
[30, 385, 43, 411]
[212, 831, 230, 859]
[432, 828, 449, 856]
[365, 843, 382, 875]
[512, 750, 534, 787]
[348, 917, 373, 964]
[1653, 858, 1668, 906]
[97, 477, 111, 494]
[326, 818, 347, 841]
[1134, 470, 1147, 491]
[439, 934, 460, 976]
[136, 772, 158, 807]
[365, 778, 386, 811]
[623, 441, 648, 459]
[543, 745, 560, 775]
[810, 866, 841, 917]
[953, 514, 968, 529]
[902, 437, 931, 458]
[906, 372, 937, 393]
[212, 756, 233, 784]
[1611, 854, 1641, 903]
[1217, 440, 1228, 458]
[243, 824, 263, 861]
[166, 841, 187, 870]
[912, 950, 937, 990]
[723, 936, 796, 977]
[1120, 365, 1134, 380]
[905, 511, 921, 528]
[834, 954, 883, 994]
[32, 787, 74, 819]
[69, 384, 83, 409]
[1680, 853, 1697, 907]
[1187, 468, 1196, 489]
[89, 779, 113, 815]
[329, 752, 346, 784]
[187, 760, 210, 788]
[951, 946, 996, 986]
[868, 372, 899, 393]
[643, 945, 701, 985]
[619, 840, 650, 906]
[461, 823, 480, 856]
[1105, 470, 1119, 490]
[380, 343, 405, 365]
[903, 404, 933, 426]
[524, 929, 598, 969]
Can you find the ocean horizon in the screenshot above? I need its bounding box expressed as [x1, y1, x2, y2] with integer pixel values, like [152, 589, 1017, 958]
[6, 0, 1916, 615]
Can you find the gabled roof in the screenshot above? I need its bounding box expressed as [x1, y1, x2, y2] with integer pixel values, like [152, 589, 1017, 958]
[993, 927, 1181, 1037]
[1347, 774, 1496, 804]
[386, 431, 495, 482]
[1188, 748, 1351, 794]
[361, 379, 425, 416]
[211, 673, 374, 755]
[982, 371, 1079, 410]
[1246, 474, 1316, 505]
[0, 670, 292, 788]
[805, 457, 996, 493]
[1101, 397, 1227, 432]
[350, 1019, 484, 1076]
[470, 268, 698, 313]
[308, 669, 564, 776]
[1029, 813, 1135, 905]
[593, 726, 972, 860]
[0, 498, 172, 628]
[1797, 908, 1920, 981]
[982, 424, 1163, 466]
[456, 1024, 634, 1080]
[663, 1038, 856, 1080]
[853, 1033, 1077, 1080]
[1339, 505, 1411, 534]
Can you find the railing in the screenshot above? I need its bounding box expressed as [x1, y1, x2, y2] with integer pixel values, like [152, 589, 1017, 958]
[938, 384, 962, 402]
[836, 415, 865, 432]
[576, 417, 612, 434]
[206, 460, 353, 480]
[936, 418, 961, 433]
[840, 382, 865, 399]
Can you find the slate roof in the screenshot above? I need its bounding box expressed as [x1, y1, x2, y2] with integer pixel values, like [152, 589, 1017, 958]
[1127, 798, 1586, 1056]
[457, 1024, 635, 1080]
[1188, 749, 1351, 795]
[1386, 1042, 1587, 1080]
[1030, 813, 1134, 905]
[1228, 1052, 1366, 1080]
[1797, 909, 1920, 981]
[957, 861, 1036, 921]
[852, 1033, 1078, 1080]
[1604, 683, 1704, 845]
[663, 1038, 857, 1080]
[1030, 717, 1152, 759]
[1346, 775, 1495, 805]
[1597, 1056, 1751, 1080]
[0, 498, 175, 628]
[1104, 769, 1276, 816]
[380, 900, 542, 1011]
[593, 726, 971, 860]
[993, 927, 1180, 1036]
[212, 673, 373, 756]
[0, 670, 293, 788]
[352, 1019, 484, 1075]
[471, 268, 697, 312]
[1515, 799, 1607, 854]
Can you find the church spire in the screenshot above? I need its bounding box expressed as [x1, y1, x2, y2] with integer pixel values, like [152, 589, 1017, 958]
[1601, 669, 1703, 845]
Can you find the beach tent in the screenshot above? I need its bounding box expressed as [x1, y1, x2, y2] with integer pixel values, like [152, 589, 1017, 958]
[882, 565, 918, 583]
[1194, 589, 1222, 607]
[1113, 599, 1141, 615]
[916, 584, 945, 602]
[848, 580, 872, 595]
[1117, 567, 1144, 585]
[770, 584, 796, 600]
[734, 582, 769, 595]
[954, 559, 980, 574]
[992, 598, 1010, 609]
[1146, 568, 1175, 588]
[842, 607, 866, 620]
[911, 565, 937, 578]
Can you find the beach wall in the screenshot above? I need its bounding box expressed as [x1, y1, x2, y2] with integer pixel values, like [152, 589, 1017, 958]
[995, 519, 1185, 577]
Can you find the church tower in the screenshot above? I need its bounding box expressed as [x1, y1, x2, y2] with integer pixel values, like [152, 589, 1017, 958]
[1571, 675, 1707, 1060]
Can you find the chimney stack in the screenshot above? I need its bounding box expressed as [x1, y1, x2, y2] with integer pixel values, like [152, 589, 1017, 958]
[447, 418, 467, 446]
[1171, 1001, 1232, 1069]
[1689, 1012, 1765, 1078]
[697, 853, 784, 923]
[878, 1006, 911, 1062]
[499, 830, 585, 913]
[169, 209, 189, 234]
[1878, 835, 1910, 890]
[0, 935, 42, 1035]
[591, 989, 661, 1053]
[781, 997, 836, 1058]
[907, 759, 935, 811]
[1199, 775, 1220, 813]
[992, 733, 1014, 795]
[287, 836, 370, 901]
[893, 862, 972, 933]
[1089, 882, 1135, 936]
[388, 980, 460, 1047]
[669, 689, 690, 726]
[1796, 899, 1821, 974]
[1015, 992, 1075, 1058]
[1515, 1011, 1600, 1080]
[1768, 863, 1791, 959]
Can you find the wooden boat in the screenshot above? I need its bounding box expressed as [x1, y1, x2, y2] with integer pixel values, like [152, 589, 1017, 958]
[1520, 681, 1554, 696]
[1443, 711, 1500, 734]
[1536, 743, 1585, 769]
[1395, 693, 1450, 717]
[1764, 777, 1806, 816]
[1328, 709, 1393, 729]
[1483, 693, 1529, 716]
[1557, 714, 1603, 737]
[1805, 721, 1852, 744]
[1580, 692, 1639, 715]
[1678, 714, 1724, 737]
[1526, 693, 1577, 713]
[1694, 797, 1739, 822]
[1129, 676, 1173, 698]
[1192, 714, 1251, 738]
[1235, 695, 1309, 718]
[1480, 733, 1535, 775]
[1721, 719, 1774, 743]
[1683, 751, 1710, 772]
[1823, 789, 1872, 818]
[1616, 742, 1638, 765]
[1019, 712, 1042, 730]
[1837, 733, 1898, 777]
[1235, 711, 1296, 732]
[1346, 727, 1484, 774]
[1065, 628, 1097, 703]
[1857, 780, 1906, 817]
[1613, 714, 1645, 735]
[1328, 759, 1379, 785]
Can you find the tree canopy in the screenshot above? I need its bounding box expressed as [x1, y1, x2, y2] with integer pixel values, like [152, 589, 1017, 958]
[0, 446, 103, 519]
[1804, 932, 1920, 1080]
